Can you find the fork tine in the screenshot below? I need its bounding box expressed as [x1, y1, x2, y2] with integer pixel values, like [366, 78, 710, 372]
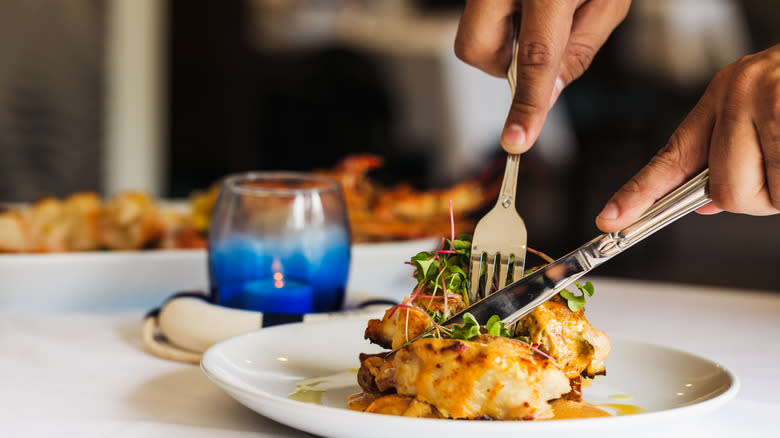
[497, 253, 510, 289]
[512, 251, 526, 283]
[469, 253, 482, 304]
[483, 254, 498, 298]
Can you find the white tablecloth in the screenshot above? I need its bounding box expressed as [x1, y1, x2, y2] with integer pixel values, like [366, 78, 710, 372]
[1, 276, 779, 437]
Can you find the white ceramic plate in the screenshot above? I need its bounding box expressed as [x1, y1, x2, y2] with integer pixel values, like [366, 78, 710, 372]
[201, 318, 739, 438]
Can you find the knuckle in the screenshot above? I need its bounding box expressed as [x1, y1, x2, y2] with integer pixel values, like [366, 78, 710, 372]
[453, 39, 484, 66]
[453, 39, 503, 75]
[729, 57, 765, 96]
[619, 175, 642, 197]
[508, 96, 541, 115]
[565, 40, 597, 79]
[516, 40, 556, 68]
[656, 133, 691, 175]
[710, 66, 731, 88]
[452, 37, 475, 63]
[646, 151, 681, 180]
[760, 79, 780, 121]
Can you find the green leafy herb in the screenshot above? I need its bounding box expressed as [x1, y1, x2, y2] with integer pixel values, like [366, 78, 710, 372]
[449, 312, 481, 340]
[560, 280, 595, 312]
[485, 314, 511, 337]
[577, 280, 595, 297]
[411, 252, 439, 279]
[446, 313, 515, 341]
[408, 235, 472, 305]
[404, 231, 598, 341]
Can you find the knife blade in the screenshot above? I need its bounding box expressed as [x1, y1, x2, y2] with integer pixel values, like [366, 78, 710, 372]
[387, 169, 711, 354]
[443, 242, 594, 327]
[442, 168, 711, 328]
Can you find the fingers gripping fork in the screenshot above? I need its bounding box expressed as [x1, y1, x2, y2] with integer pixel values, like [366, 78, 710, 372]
[468, 17, 527, 304]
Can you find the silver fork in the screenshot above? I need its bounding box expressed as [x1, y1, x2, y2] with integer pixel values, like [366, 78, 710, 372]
[468, 22, 527, 303]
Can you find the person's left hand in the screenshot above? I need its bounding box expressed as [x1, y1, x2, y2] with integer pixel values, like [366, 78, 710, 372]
[596, 44, 780, 233]
[454, 0, 631, 154]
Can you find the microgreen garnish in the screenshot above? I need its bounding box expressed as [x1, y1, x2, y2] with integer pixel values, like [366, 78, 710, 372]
[526, 248, 596, 313]
[449, 312, 482, 340]
[448, 199, 455, 250]
[394, 202, 597, 347]
[485, 314, 511, 337]
[409, 234, 472, 306]
[559, 281, 594, 312]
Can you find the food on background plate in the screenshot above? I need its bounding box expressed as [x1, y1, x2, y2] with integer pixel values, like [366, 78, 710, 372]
[0, 154, 496, 253]
[190, 154, 496, 243]
[351, 234, 611, 420]
[0, 191, 204, 253]
[320, 155, 493, 243]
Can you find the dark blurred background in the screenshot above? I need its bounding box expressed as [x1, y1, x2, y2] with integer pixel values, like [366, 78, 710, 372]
[0, 0, 778, 292]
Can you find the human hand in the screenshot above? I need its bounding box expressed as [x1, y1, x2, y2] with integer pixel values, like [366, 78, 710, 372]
[454, 0, 631, 153]
[596, 44, 780, 233]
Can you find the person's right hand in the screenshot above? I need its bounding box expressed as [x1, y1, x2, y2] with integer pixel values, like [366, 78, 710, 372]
[454, 0, 631, 154]
[596, 44, 780, 233]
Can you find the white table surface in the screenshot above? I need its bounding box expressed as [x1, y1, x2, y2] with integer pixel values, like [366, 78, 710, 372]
[1, 275, 779, 437]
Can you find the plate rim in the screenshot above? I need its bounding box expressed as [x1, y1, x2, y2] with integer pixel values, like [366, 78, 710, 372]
[201, 318, 740, 431]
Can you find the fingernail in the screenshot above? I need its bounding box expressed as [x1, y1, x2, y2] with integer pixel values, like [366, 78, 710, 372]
[550, 77, 564, 106]
[598, 202, 619, 221]
[502, 124, 526, 150]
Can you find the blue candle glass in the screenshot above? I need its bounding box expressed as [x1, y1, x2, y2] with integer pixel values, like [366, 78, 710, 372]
[208, 172, 351, 318]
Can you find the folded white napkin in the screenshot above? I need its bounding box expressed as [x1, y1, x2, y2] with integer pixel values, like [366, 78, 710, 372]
[142, 293, 391, 364]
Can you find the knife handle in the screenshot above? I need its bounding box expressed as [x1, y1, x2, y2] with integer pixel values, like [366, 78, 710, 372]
[595, 169, 711, 258]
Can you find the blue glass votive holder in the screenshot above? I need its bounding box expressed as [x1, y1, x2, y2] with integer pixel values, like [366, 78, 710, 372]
[207, 172, 351, 318]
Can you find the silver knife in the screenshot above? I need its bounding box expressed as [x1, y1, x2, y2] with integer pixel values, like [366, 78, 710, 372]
[416, 168, 710, 336]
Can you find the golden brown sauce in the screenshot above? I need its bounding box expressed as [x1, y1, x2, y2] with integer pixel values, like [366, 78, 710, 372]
[598, 403, 645, 416]
[294, 369, 645, 421]
[549, 399, 611, 419]
[349, 394, 636, 421]
[346, 392, 380, 412]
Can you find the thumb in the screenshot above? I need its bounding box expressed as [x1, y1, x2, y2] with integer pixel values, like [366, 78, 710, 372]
[499, 1, 575, 154]
[595, 95, 717, 233]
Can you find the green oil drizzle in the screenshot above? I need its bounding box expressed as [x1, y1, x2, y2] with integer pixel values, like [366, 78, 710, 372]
[288, 369, 358, 405]
[289, 388, 324, 404]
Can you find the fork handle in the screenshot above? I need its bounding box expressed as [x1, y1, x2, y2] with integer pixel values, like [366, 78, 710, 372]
[496, 154, 521, 209]
[594, 168, 711, 258]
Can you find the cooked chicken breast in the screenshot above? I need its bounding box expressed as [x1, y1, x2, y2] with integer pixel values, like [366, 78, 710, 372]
[363, 394, 443, 418]
[518, 295, 610, 379]
[370, 335, 570, 420]
[364, 294, 467, 350]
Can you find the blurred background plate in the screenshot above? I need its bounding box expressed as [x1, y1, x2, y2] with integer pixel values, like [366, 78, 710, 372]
[0, 250, 208, 313]
[0, 238, 437, 314]
[346, 237, 438, 308]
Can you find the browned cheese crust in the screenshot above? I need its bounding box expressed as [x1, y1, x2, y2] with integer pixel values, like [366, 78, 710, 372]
[363, 335, 570, 420]
[517, 295, 610, 380]
[364, 294, 467, 350]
